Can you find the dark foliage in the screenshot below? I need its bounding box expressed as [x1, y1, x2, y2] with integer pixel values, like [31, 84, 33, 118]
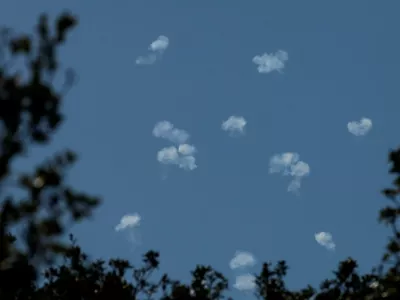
[0, 12, 100, 299]
[0, 12, 399, 300]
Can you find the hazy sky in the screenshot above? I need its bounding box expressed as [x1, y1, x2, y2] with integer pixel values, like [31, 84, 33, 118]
[2, 0, 400, 297]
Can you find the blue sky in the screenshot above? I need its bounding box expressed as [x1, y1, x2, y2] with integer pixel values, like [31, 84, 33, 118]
[2, 0, 400, 296]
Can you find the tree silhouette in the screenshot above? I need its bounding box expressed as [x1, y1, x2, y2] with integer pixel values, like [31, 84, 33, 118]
[0, 12, 399, 300]
[0, 12, 100, 299]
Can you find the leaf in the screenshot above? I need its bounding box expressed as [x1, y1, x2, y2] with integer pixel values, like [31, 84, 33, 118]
[10, 36, 31, 54]
[65, 150, 77, 164]
[31, 130, 49, 143]
[379, 207, 397, 225]
[39, 218, 63, 236]
[382, 188, 399, 200]
[56, 13, 78, 43]
[387, 240, 400, 254]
